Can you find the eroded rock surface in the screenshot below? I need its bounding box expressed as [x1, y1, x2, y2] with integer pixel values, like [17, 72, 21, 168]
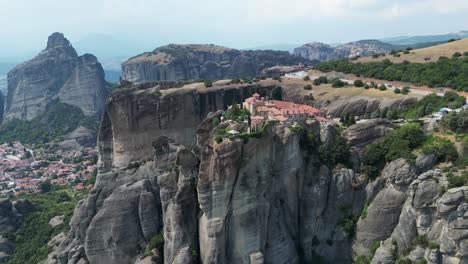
[49, 81, 466, 264]
[122, 44, 308, 83]
[5, 33, 109, 121]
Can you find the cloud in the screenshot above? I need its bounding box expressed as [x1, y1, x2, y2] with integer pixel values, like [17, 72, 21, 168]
[243, 0, 379, 23]
[379, 0, 468, 19]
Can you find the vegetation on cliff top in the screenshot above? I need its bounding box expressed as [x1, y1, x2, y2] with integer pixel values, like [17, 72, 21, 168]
[0, 102, 99, 145]
[362, 123, 460, 179]
[315, 56, 468, 91]
[368, 92, 465, 120]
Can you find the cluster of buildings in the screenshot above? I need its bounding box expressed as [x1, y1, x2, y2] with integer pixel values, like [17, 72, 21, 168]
[0, 142, 97, 195]
[432, 106, 467, 120]
[243, 93, 331, 129]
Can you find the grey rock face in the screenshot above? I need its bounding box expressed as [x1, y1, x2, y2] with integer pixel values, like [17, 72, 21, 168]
[121, 44, 308, 83]
[293, 42, 337, 61]
[294, 40, 396, 61]
[50, 81, 467, 264]
[4, 32, 109, 121]
[156, 139, 198, 264]
[416, 154, 437, 173]
[344, 119, 393, 148]
[353, 159, 415, 256]
[323, 96, 417, 118]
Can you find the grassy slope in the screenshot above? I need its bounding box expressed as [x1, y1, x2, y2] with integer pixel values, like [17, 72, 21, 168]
[356, 38, 468, 63]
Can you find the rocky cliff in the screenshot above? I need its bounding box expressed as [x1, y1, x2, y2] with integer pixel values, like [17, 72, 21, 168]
[4, 33, 110, 121]
[46, 82, 466, 264]
[294, 40, 396, 61]
[0, 91, 4, 124]
[121, 44, 308, 83]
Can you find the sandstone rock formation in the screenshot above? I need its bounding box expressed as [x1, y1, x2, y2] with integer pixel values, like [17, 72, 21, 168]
[344, 119, 393, 148]
[121, 44, 308, 83]
[322, 96, 418, 118]
[4, 33, 109, 121]
[48, 81, 466, 264]
[294, 40, 396, 61]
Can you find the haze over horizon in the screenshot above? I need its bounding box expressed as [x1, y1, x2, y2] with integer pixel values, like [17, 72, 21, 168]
[1, 0, 468, 60]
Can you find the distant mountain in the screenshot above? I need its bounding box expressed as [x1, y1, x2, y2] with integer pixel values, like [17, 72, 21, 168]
[245, 44, 300, 52]
[381, 30, 468, 45]
[294, 40, 396, 61]
[293, 38, 449, 62]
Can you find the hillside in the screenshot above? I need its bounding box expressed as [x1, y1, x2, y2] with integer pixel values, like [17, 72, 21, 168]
[381, 30, 468, 45]
[356, 38, 468, 63]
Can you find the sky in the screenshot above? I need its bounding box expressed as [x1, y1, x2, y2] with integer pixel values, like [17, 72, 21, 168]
[0, 0, 467, 59]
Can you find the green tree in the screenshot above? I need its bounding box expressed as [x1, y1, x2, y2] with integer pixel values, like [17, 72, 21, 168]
[401, 87, 410, 95]
[354, 80, 364, 87]
[40, 181, 52, 193]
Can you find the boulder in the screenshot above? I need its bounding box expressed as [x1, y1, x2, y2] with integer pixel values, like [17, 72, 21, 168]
[344, 119, 393, 148]
[49, 215, 65, 227]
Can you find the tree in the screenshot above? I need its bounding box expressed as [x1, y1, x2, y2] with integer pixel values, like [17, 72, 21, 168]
[354, 80, 364, 87]
[303, 84, 312, 90]
[204, 80, 213, 87]
[40, 181, 52, 193]
[332, 79, 345, 88]
[401, 87, 410, 95]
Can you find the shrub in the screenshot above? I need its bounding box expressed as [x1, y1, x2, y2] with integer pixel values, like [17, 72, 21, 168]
[319, 134, 351, 167]
[303, 84, 312, 90]
[402, 87, 410, 95]
[372, 54, 379, 58]
[339, 215, 358, 239]
[464, 51, 468, 56]
[394, 88, 401, 94]
[364, 84, 370, 89]
[378, 85, 387, 91]
[146, 233, 165, 255]
[40, 181, 52, 193]
[303, 76, 311, 81]
[453, 52, 462, 58]
[313, 76, 328, 85]
[204, 80, 213, 87]
[447, 172, 468, 188]
[422, 137, 458, 162]
[212, 117, 220, 127]
[354, 80, 364, 87]
[362, 123, 424, 169]
[403, 50, 410, 54]
[332, 79, 346, 88]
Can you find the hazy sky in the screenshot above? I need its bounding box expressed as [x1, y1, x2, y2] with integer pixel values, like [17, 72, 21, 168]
[1, 0, 468, 58]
